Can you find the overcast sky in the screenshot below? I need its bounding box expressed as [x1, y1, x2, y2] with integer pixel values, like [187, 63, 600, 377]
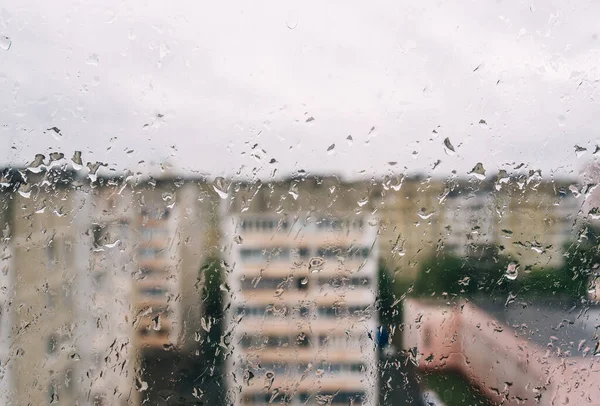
[1, 0, 599, 180]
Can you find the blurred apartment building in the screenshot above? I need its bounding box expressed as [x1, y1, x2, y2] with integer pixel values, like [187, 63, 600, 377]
[0, 162, 584, 404]
[0, 165, 215, 405]
[376, 173, 581, 278]
[222, 177, 380, 406]
[403, 298, 600, 405]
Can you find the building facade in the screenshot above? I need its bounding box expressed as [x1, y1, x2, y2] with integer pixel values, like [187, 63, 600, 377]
[223, 177, 380, 406]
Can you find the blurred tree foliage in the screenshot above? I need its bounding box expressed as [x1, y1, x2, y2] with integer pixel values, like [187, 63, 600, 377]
[520, 224, 600, 298]
[412, 247, 513, 298]
[199, 256, 225, 364]
[378, 259, 402, 326]
[408, 224, 600, 301]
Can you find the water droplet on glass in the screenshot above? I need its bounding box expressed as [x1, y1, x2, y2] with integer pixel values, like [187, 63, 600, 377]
[594, 341, 600, 356]
[243, 369, 255, 385]
[0, 36, 11, 51]
[49, 152, 64, 162]
[288, 183, 299, 200]
[18, 184, 31, 199]
[346, 135, 353, 145]
[479, 119, 488, 128]
[71, 151, 83, 169]
[213, 177, 229, 199]
[28, 154, 45, 172]
[300, 277, 308, 285]
[234, 235, 243, 244]
[104, 239, 120, 249]
[305, 116, 315, 123]
[357, 196, 369, 207]
[327, 144, 335, 153]
[159, 43, 170, 60]
[308, 257, 325, 273]
[505, 262, 519, 280]
[468, 162, 486, 180]
[575, 145, 587, 158]
[152, 314, 161, 330]
[443, 137, 455, 155]
[417, 209, 434, 220]
[87, 53, 100, 65]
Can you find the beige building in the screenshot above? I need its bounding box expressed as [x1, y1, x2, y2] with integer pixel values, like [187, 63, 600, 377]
[376, 175, 446, 279]
[0, 165, 215, 405]
[7, 168, 86, 405]
[222, 177, 380, 406]
[131, 177, 214, 353]
[377, 174, 581, 280]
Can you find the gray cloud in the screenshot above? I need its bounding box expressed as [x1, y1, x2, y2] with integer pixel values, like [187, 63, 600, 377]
[1, 0, 599, 179]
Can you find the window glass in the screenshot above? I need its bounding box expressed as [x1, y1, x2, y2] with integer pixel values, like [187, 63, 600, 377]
[1, 1, 599, 405]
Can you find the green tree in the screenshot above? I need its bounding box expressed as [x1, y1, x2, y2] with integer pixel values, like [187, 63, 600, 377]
[519, 225, 600, 299]
[199, 256, 225, 364]
[377, 259, 402, 327]
[413, 249, 513, 298]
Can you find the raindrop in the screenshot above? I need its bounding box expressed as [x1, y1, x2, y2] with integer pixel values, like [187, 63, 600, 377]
[594, 145, 600, 155]
[49, 152, 64, 162]
[104, 239, 120, 248]
[87, 161, 105, 175]
[234, 235, 243, 244]
[18, 184, 31, 199]
[213, 177, 229, 199]
[86, 53, 100, 66]
[28, 154, 46, 172]
[575, 145, 587, 157]
[152, 314, 161, 330]
[505, 262, 519, 280]
[346, 135, 353, 145]
[159, 44, 170, 60]
[327, 144, 335, 153]
[305, 116, 315, 123]
[300, 277, 308, 285]
[0, 36, 11, 51]
[72, 151, 83, 169]
[316, 394, 334, 405]
[479, 119, 488, 128]
[443, 137, 455, 155]
[594, 341, 600, 356]
[417, 209, 434, 220]
[468, 162, 486, 180]
[288, 182, 299, 200]
[243, 369, 255, 385]
[308, 257, 325, 273]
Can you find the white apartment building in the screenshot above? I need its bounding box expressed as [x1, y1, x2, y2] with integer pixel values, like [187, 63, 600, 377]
[223, 211, 379, 406]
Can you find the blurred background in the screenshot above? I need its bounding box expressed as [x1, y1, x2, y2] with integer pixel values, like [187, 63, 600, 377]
[2, 1, 600, 405]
